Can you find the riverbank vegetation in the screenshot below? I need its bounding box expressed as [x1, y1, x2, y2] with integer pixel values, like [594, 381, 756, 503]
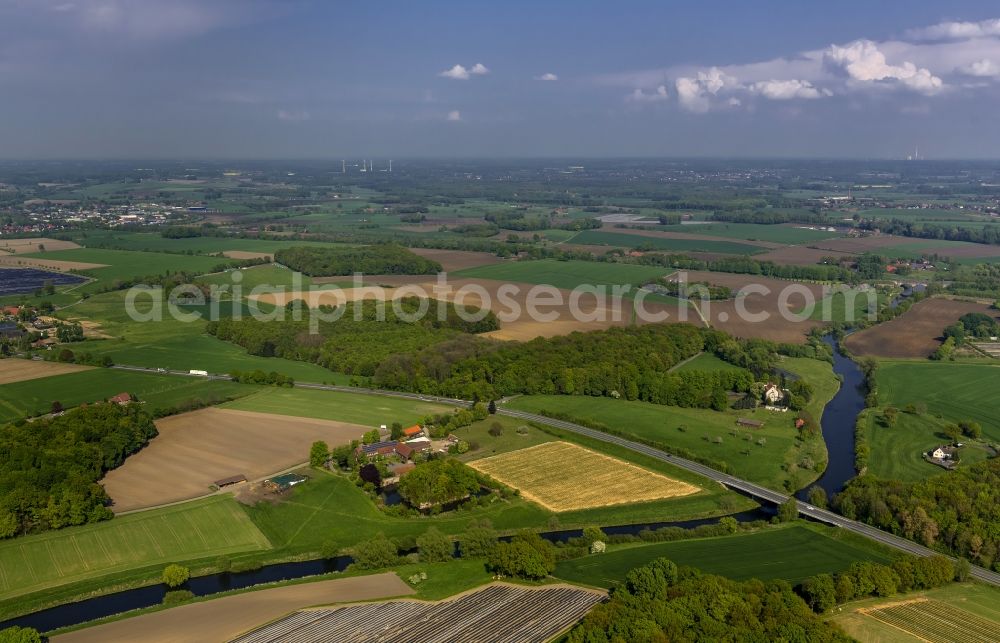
[833, 459, 1000, 570]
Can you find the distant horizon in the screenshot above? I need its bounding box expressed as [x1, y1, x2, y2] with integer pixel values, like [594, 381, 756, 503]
[1, 1, 1000, 158]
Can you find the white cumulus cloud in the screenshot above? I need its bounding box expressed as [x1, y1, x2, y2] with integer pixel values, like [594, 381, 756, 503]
[675, 67, 737, 112]
[439, 63, 489, 80]
[958, 58, 1000, 77]
[446, 110, 461, 121]
[626, 85, 668, 102]
[440, 64, 471, 80]
[535, 72, 559, 81]
[907, 18, 1000, 42]
[824, 40, 943, 94]
[749, 79, 831, 100]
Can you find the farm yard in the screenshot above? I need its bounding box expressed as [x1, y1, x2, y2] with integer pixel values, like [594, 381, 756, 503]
[861, 408, 994, 482]
[844, 298, 999, 358]
[101, 408, 370, 512]
[230, 584, 604, 643]
[554, 523, 893, 587]
[0, 359, 92, 385]
[52, 574, 414, 643]
[467, 442, 700, 512]
[0, 496, 270, 604]
[830, 584, 1000, 643]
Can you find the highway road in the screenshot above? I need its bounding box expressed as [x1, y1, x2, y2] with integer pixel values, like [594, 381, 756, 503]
[111, 363, 1000, 587]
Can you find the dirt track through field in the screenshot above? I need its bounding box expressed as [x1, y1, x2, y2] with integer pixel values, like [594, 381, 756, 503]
[0, 359, 93, 384]
[52, 573, 414, 643]
[101, 408, 369, 512]
[844, 298, 998, 358]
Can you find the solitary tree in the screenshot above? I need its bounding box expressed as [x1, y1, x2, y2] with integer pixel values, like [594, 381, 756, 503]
[162, 564, 190, 588]
[487, 400, 497, 414]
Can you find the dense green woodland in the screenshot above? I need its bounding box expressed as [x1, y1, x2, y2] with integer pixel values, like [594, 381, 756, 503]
[274, 244, 442, 276]
[375, 324, 758, 404]
[0, 405, 157, 538]
[207, 298, 498, 376]
[566, 558, 849, 642]
[833, 459, 1000, 570]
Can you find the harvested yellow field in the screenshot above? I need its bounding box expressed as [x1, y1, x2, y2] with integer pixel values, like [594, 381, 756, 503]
[0, 359, 93, 385]
[468, 441, 699, 512]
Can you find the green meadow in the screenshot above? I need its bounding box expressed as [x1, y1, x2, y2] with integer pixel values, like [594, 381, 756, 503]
[53, 291, 345, 383]
[876, 361, 1000, 442]
[0, 368, 255, 421]
[672, 352, 745, 373]
[0, 497, 270, 603]
[554, 523, 894, 588]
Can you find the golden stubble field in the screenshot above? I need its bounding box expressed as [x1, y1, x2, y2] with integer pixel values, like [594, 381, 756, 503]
[101, 407, 369, 512]
[467, 441, 700, 512]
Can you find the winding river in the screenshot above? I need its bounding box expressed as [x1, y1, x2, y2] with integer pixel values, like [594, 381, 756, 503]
[797, 335, 866, 500]
[1, 341, 867, 634]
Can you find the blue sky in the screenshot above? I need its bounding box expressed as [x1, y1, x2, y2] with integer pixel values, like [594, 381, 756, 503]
[2, 0, 1000, 158]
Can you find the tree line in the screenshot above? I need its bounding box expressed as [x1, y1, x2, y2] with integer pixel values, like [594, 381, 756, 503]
[566, 558, 849, 642]
[860, 217, 1000, 246]
[0, 405, 158, 538]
